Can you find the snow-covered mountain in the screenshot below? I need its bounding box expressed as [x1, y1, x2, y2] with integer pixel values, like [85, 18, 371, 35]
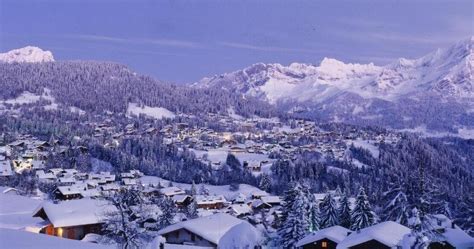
[0, 46, 55, 63]
[195, 37, 474, 133]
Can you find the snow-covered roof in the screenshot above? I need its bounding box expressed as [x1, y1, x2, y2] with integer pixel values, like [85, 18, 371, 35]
[160, 186, 185, 196]
[296, 226, 352, 247]
[441, 226, 474, 249]
[228, 204, 252, 216]
[33, 198, 116, 228]
[337, 221, 410, 248]
[260, 195, 281, 204]
[0, 228, 113, 249]
[0, 160, 13, 176]
[195, 195, 226, 205]
[158, 213, 260, 247]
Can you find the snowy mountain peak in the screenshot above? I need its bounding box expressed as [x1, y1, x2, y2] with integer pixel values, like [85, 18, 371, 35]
[0, 46, 55, 63]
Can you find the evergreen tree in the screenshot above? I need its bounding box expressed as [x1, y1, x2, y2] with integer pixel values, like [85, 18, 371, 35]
[190, 181, 197, 196]
[158, 197, 177, 229]
[308, 194, 320, 232]
[350, 187, 377, 230]
[259, 173, 272, 192]
[278, 187, 310, 248]
[320, 192, 339, 228]
[186, 198, 199, 219]
[381, 184, 410, 226]
[338, 193, 352, 229]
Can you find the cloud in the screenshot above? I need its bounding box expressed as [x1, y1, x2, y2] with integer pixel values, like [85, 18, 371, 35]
[66, 34, 203, 49]
[217, 41, 321, 54]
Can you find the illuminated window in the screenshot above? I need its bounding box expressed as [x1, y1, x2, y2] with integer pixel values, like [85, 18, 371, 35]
[322, 241, 328, 248]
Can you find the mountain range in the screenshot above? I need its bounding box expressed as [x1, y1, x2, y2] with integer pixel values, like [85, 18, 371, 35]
[195, 37, 474, 135]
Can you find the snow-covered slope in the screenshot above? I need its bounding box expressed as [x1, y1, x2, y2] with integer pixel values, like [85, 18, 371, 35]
[0, 46, 55, 63]
[195, 37, 474, 133]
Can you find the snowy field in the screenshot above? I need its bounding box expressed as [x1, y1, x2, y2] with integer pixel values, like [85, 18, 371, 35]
[0, 228, 114, 249]
[190, 148, 273, 173]
[346, 138, 380, 158]
[140, 176, 267, 200]
[127, 102, 175, 119]
[0, 192, 43, 231]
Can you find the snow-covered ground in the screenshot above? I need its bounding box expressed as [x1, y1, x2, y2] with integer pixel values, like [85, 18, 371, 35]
[190, 148, 273, 173]
[140, 176, 267, 200]
[399, 125, 474, 139]
[0, 228, 113, 249]
[0, 193, 43, 231]
[346, 138, 380, 158]
[127, 103, 175, 119]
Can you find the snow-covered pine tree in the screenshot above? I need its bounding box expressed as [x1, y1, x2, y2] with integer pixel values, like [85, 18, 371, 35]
[158, 197, 177, 229]
[320, 192, 339, 228]
[186, 198, 199, 219]
[199, 184, 210, 195]
[350, 187, 377, 231]
[381, 183, 410, 226]
[259, 173, 272, 192]
[101, 189, 155, 249]
[279, 182, 302, 224]
[406, 207, 430, 248]
[308, 193, 321, 232]
[338, 193, 352, 229]
[278, 186, 310, 248]
[190, 181, 197, 196]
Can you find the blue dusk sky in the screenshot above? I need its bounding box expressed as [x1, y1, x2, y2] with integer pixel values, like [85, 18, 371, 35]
[0, 0, 472, 83]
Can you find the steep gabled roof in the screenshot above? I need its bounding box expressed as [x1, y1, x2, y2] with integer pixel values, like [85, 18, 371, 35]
[158, 213, 259, 246]
[337, 221, 410, 248]
[32, 198, 116, 228]
[296, 226, 352, 247]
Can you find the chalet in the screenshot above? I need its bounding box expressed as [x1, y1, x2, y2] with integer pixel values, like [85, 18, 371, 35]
[195, 195, 227, 209]
[160, 186, 186, 197]
[296, 226, 351, 249]
[33, 199, 117, 240]
[55, 186, 84, 200]
[337, 221, 410, 249]
[0, 160, 13, 177]
[172, 194, 193, 208]
[228, 204, 252, 217]
[260, 195, 282, 207]
[158, 213, 261, 248]
[36, 170, 57, 182]
[424, 214, 474, 249]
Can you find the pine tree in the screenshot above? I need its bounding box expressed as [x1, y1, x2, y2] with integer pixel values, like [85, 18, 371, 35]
[350, 187, 377, 230]
[278, 187, 310, 248]
[309, 197, 321, 232]
[190, 181, 197, 196]
[381, 184, 410, 226]
[259, 173, 272, 192]
[338, 193, 352, 229]
[186, 198, 199, 219]
[320, 192, 339, 228]
[159, 197, 177, 229]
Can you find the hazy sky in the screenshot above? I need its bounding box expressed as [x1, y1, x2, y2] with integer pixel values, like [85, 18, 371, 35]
[0, 0, 472, 83]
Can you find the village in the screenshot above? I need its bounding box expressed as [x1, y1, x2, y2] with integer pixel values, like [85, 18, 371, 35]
[0, 110, 472, 248]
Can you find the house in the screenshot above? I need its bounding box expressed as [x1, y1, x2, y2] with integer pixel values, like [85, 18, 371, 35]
[336, 221, 410, 249]
[0, 160, 13, 177]
[172, 194, 193, 208]
[195, 195, 227, 209]
[228, 204, 252, 217]
[160, 186, 186, 197]
[260, 195, 282, 207]
[55, 185, 84, 200]
[33, 198, 117, 240]
[424, 214, 474, 249]
[296, 226, 351, 249]
[157, 213, 262, 248]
